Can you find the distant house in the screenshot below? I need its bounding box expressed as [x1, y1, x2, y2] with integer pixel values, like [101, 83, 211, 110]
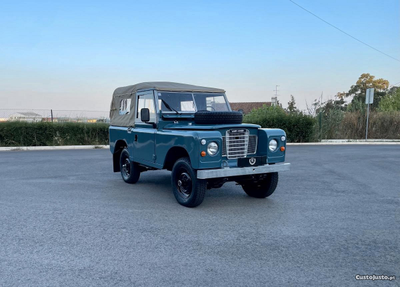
[42, 117, 58, 122]
[230, 102, 271, 114]
[8, 112, 42, 122]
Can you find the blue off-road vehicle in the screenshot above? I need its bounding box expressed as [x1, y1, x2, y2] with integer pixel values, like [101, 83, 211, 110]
[109, 82, 290, 207]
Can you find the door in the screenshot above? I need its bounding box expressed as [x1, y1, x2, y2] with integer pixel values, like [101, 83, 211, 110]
[131, 91, 157, 165]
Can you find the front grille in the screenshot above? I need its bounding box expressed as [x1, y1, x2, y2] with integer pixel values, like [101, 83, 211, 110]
[222, 135, 257, 156]
[222, 129, 257, 159]
[247, 135, 257, 154]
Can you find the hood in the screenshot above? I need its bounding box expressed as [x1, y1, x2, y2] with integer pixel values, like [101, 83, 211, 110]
[162, 123, 261, 130]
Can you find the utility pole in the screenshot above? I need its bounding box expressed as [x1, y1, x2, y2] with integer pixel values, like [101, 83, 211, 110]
[272, 85, 279, 106]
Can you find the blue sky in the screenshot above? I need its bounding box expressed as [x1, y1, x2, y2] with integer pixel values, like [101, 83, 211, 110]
[0, 0, 399, 111]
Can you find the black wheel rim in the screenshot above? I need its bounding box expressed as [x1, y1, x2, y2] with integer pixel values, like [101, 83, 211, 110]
[121, 156, 131, 179]
[176, 169, 192, 198]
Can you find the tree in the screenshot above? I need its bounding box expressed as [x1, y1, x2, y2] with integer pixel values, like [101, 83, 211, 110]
[346, 73, 389, 110]
[315, 96, 345, 139]
[378, 87, 400, 112]
[286, 95, 299, 114]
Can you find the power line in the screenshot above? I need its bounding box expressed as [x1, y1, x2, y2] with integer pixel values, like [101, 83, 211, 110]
[390, 81, 400, 87]
[289, 0, 400, 63]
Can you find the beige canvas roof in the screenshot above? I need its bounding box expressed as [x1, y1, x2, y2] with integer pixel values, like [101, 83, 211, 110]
[110, 82, 225, 127]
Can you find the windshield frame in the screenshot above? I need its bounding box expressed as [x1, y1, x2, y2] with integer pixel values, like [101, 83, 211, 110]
[156, 91, 231, 114]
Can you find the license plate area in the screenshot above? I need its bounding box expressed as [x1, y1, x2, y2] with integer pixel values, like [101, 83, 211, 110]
[237, 156, 266, 167]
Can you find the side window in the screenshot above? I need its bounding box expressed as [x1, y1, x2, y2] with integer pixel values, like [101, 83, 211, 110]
[119, 99, 131, 115]
[136, 93, 156, 123]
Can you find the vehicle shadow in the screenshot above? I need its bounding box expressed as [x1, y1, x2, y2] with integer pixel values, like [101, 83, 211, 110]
[129, 170, 281, 209]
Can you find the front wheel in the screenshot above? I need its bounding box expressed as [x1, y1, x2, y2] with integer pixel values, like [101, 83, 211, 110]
[171, 158, 206, 207]
[120, 148, 140, 184]
[240, 172, 279, 198]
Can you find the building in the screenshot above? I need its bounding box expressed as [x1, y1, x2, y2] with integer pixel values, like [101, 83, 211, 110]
[8, 112, 43, 122]
[230, 102, 271, 114]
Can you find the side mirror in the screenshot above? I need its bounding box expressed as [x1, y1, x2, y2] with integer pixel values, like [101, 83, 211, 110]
[140, 108, 150, 122]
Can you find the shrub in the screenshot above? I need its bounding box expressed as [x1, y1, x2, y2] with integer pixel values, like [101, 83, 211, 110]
[378, 88, 400, 112]
[315, 111, 400, 139]
[339, 111, 400, 139]
[243, 105, 316, 142]
[0, 122, 109, 147]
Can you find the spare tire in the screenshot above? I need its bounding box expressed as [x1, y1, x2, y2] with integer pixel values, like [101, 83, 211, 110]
[194, 111, 243, 124]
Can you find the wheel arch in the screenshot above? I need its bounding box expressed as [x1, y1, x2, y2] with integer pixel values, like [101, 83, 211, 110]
[113, 139, 128, 172]
[163, 146, 191, 171]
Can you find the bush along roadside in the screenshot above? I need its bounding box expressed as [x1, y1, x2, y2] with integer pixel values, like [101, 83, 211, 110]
[243, 105, 316, 142]
[0, 122, 109, 147]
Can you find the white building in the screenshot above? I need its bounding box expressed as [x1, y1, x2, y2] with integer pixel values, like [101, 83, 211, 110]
[8, 112, 43, 122]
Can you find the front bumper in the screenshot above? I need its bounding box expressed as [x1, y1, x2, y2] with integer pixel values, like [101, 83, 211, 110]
[197, 163, 290, 179]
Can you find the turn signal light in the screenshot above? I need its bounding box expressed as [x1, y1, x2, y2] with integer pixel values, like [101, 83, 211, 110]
[201, 151, 206, 157]
[280, 146, 285, 152]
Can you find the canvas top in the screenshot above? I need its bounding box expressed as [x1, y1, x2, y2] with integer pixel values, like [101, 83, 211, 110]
[113, 82, 225, 96]
[110, 82, 225, 127]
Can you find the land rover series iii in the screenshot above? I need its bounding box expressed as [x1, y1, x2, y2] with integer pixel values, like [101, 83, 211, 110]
[109, 82, 290, 207]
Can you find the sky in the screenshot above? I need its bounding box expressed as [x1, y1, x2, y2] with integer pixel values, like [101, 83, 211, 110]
[0, 0, 399, 113]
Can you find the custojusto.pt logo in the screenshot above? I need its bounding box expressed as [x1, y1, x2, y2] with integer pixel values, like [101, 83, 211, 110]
[355, 274, 396, 281]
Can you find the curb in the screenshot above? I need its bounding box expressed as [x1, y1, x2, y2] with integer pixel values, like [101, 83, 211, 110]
[287, 142, 400, 145]
[322, 139, 400, 143]
[288, 139, 400, 145]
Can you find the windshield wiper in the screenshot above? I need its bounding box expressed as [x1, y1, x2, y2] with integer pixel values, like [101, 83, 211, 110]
[161, 99, 180, 114]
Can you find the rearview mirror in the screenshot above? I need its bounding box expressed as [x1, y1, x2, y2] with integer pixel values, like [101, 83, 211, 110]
[140, 108, 150, 122]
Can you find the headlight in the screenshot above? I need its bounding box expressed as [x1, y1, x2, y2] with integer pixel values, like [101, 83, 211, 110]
[281, 136, 286, 142]
[200, 139, 206, 145]
[207, 142, 218, 156]
[269, 139, 278, 152]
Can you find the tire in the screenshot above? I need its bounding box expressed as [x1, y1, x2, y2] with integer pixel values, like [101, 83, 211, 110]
[119, 148, 140, 184]
[241, 172, 279, 198]
[171, 158, 206, 207]
[194, 111, 243, 125]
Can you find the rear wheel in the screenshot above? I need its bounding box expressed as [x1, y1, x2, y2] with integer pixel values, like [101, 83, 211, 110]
[120, 148, 140, 184]
[171, 158, 206, 207]
[240, 172, 279, 198]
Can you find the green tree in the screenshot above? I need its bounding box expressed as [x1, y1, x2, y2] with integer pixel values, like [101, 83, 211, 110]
[346, 73, 389, 110]
[286, 95, 299, 114]
[378, 87, 400, 112]
[316, 98, 345, 139]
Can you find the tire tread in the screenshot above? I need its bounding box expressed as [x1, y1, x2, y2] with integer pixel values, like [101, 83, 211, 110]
[171, 157, 206, 207]
[241, 172, 279, 198]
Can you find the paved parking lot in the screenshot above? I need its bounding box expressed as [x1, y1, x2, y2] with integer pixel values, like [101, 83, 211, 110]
[0, 145, 399, 286]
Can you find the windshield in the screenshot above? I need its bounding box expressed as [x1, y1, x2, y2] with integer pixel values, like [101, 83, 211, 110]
[157, 92, 230, 113]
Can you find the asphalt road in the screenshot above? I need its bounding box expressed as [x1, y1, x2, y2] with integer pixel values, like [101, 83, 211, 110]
[0, 146, 399, 286]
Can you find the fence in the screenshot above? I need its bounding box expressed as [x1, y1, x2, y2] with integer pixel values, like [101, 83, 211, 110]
[0, 109, 109, 123]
